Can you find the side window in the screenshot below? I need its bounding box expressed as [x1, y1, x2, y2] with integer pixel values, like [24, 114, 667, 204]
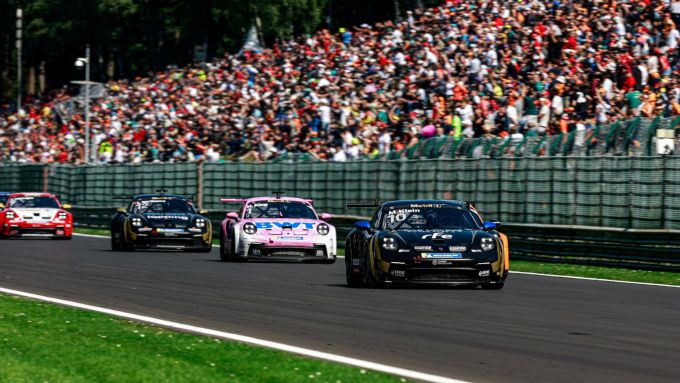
[469, 208, 483, 227]
[371, 209, 380, 229]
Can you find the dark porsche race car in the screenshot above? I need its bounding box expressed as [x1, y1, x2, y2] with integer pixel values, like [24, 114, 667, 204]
[345, 200, 509, 288]
[0, 192, 11, 206]
[110, 192, 212, 252]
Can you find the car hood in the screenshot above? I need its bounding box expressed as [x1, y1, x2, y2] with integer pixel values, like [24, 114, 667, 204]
[10, 208, 60, 221]
[139, 213, 195, 228]
[246, 219, 328, 235]
[388, 229, 482, 248]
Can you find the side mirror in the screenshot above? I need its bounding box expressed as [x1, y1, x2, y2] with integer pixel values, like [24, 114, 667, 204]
[116, 208, 127, 213]
[0, 203, 4, 209]
[483, 220, 499, 231]
[226, 212, 239, 220]
[199, 209, 209, 215]
[62, 204, 72, 210]
[320, 213, 332, 221]
[355, 220, 371, 230]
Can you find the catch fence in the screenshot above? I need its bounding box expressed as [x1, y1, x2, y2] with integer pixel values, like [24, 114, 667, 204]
[0, 156, 676, 229]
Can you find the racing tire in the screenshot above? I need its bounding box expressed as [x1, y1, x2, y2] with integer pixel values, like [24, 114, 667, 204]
[481, 283, 504, 290]
[219, 228, 235, 262]
[361, 251, 376, 287]
[111, 233, 122, 251]
[345, 247, 363, 287]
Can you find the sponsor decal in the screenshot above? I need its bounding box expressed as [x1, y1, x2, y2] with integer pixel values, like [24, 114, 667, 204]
[471, 249, 482, 253]
[386, 208, 421, 215]
[478, 270, 490, 277]
[432, 260, 452, 266]
[277, 236, 304, 240]
[449, 246, 467, 252]
[146, 215, 189, 220]
[408, 203, 445, 208]
[422, 232, 453, 240]
[254, 222, 315, 230]
[158, 228, 185, 233]
[390, 269, 406, 277]
[414, 245, 432, 251]
[421, 252, 462, 259]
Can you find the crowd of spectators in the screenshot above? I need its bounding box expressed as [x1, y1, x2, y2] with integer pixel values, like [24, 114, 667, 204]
[2, 0, 680, 164]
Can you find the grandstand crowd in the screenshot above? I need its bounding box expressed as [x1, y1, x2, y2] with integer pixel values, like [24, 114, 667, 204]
[2, 0, 680, 164]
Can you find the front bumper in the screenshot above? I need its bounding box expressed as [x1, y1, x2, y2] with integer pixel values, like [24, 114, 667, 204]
[2, 221, 72, 238]
[246, 244, 334, 262]
[380, 259, 503, 285]
[129, 231, 211, 250]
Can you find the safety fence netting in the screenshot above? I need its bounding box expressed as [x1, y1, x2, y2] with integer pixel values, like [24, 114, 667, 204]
[2, 156, 676, 229]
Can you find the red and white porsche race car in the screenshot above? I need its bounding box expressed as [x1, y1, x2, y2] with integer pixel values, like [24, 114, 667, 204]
[0, 193, 73, 239]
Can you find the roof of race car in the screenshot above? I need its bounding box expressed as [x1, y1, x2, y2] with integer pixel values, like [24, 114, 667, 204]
[133, 194, 190, 200]
[381, 199, 468, 208]
[221, 196, 313, 204]
[7, 192, 57, 198]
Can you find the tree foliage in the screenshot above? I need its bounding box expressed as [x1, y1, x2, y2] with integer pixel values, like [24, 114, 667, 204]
[0, 0, 436, 100]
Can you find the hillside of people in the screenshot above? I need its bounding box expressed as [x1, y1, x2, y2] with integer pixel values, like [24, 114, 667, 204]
[2, 0, 680, 164]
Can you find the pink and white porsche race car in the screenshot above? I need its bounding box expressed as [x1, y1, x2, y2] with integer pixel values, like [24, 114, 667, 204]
[219, 194, 336, 263]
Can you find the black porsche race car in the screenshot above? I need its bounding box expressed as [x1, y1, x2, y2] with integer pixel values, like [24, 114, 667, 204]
[111, 192, 212, 252]
[345, 200, 508, 288]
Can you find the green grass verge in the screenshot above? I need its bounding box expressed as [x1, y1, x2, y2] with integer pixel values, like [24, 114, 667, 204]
[74, 228, 680, 286]
[0, 293, 407, 383]
[510, 260, 680, 286]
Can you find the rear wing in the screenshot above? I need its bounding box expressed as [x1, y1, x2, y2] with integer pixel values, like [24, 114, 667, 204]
[114, 193, 196, 202]
[345, 201, 383, 214]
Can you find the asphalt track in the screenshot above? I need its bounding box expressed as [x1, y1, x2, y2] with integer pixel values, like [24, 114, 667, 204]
[1, 236, 679, 383]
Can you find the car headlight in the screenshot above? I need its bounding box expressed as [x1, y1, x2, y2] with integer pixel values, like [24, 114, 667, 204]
[381, 237, 398, 251]
[481, 237, 495, 251]
[6, 211, 15, 219]
[58, 211, 67, 220]
[131, 217, 142, 227]
[195, 218, 206, 228]
[243, 222, 257, 235]
[317, 223, 329, 236]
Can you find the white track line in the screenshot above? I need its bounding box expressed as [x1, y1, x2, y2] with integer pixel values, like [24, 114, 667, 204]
[0, 286, 470, 383]
[510, 271, 680, 288]
[73, 234, 678, 288]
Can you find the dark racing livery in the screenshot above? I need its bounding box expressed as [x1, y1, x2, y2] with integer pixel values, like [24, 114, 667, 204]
[111, 193, 212, 252]
[0, 192, 11, 207]
[345, 200, 509, 288]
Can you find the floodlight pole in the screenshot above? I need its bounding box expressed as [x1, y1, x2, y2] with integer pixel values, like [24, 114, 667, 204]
[85, 45, 91, 164]
[16, 8, 22, 112]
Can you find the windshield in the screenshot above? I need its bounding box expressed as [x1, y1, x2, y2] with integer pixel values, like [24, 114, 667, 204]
[8, 196, 60, 209]
[245, 200, 317, 219]
[380, 204, 479, 230]
[131, 198, 196, 214]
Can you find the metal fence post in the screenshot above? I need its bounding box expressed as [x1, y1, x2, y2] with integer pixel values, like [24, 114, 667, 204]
[42, 165, 49, 193]
[197, 161, 204, 209]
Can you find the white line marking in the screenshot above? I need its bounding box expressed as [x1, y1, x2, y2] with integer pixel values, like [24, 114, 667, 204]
[0, 286, 470, 383]
[73, 234, 677, 288]
[73, 233, 109, 239]
[511, 271, 680, 288]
